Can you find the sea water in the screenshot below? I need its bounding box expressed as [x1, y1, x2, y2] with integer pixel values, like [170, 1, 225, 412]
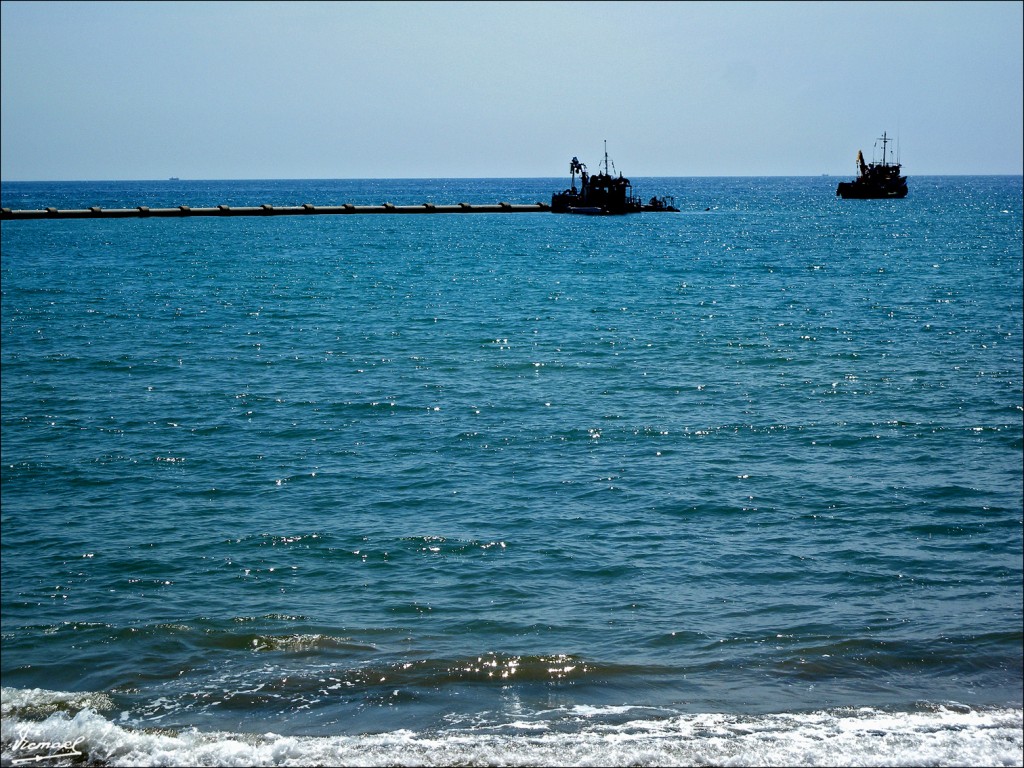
[1, 176, 1021, 766]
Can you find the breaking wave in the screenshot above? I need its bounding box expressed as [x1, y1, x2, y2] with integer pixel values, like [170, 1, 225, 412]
[2, 688, 1021, 767]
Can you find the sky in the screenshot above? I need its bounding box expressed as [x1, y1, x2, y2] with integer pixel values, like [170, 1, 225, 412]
[1, 0, 1022, 180]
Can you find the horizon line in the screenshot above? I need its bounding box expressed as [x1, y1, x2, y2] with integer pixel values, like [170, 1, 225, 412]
[3, 173, 1022, 184]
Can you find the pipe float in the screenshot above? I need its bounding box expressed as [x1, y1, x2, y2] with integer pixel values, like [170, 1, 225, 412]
[0, 202, 552, 220]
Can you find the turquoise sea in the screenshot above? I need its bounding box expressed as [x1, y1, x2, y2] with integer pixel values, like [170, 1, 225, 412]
[1, 176, 1022, 766]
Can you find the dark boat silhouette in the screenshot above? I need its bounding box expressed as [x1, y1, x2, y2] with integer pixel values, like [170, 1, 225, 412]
[551, 142, 678, 214]
[836, 132, 907, 199]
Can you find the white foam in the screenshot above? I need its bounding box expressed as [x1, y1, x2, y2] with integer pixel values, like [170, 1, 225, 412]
[1, 687, 116, 718]
[2, 688, 1021, 767]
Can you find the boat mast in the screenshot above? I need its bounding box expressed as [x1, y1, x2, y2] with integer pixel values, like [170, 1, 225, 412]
[878, 132, 890, 167]
[603, 139, 610, 175]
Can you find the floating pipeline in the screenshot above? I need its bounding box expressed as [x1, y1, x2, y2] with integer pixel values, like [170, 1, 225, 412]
[0, 202, 553, 220]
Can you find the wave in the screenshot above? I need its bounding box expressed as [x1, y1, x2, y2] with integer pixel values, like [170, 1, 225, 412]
[2, 688, 1021, 767]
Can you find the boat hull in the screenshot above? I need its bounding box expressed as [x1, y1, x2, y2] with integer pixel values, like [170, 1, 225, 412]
[836, 181, 908, 199]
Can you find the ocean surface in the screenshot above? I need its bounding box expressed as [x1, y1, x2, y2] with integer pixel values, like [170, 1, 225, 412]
[1, 176, 1021, 766]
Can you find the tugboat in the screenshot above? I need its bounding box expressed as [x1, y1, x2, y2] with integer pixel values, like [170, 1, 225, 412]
[551, 142, 678, 214]
[836, 132, 908, 199]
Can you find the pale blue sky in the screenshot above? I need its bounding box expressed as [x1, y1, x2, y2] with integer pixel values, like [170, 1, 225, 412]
[2, 0, 1021, 180]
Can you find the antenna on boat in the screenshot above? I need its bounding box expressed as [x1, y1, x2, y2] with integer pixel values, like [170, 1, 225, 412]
[603, 139, 609, 175]
[878, 132, 891, 167]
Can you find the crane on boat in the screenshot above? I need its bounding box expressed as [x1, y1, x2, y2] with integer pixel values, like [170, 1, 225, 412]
[569, 157, 587, 192]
